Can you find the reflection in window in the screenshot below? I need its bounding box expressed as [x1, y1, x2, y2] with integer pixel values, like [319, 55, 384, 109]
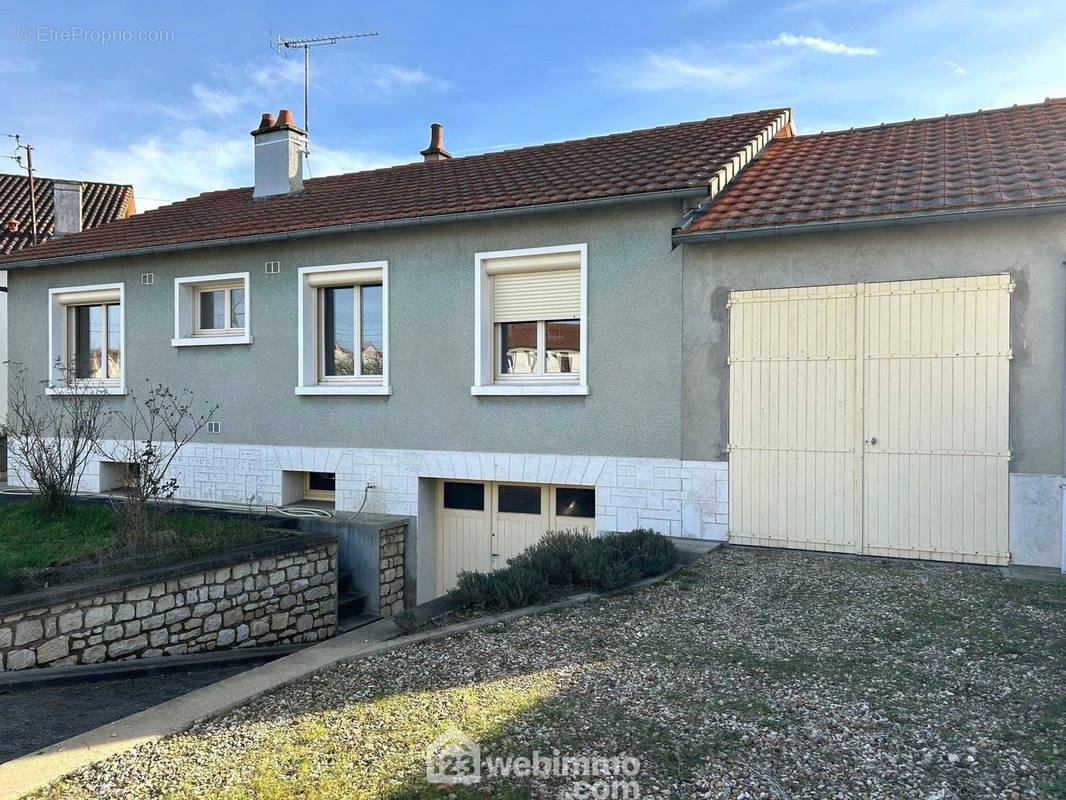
[546, 320, 581, 374]
[73, 303, 121, 380]
[322, 286, 356, 377]
[199, 290, 226, 330]
[556, 487, 595, 518]
[230, 288, 246, 328]
[361, 284, 383, 376]
[500, 322, 538, 374]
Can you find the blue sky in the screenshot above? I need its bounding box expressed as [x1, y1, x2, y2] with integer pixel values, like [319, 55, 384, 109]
[3, 0, 1064, 209]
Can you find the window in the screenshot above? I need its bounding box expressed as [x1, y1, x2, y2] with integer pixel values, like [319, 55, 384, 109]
[497, 484, 542, 515]
[173, 273, 251, 346]
[304, 471, 336, 501]
[473, 244, 588, 396]
[555, 487, 595, 519]
[297, 262, 390, 396]
[48, 283, 125, 395]
[443, 481, 485, 511]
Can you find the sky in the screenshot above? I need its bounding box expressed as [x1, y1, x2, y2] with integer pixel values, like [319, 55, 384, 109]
[2, 0, 1064, 210]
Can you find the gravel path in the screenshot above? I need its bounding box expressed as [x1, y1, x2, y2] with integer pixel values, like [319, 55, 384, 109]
[34, 548, 1066, 799]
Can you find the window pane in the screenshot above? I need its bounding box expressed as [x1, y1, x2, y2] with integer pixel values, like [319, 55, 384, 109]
[307, 472, 336, 492]
[498, 484, 541, 515]
[229, 288, 245, 329]
[546, 320, 581, 374]
[74, 305, 105, 379]
[323, 286, 355, 376]
[199, 290, 226, 330]
[443, 481, 485, 511]
[106, 304, 122, 379]
[499, 322, 538, 374]
[556, 487, 595, 518]
[360, 284, 383, 376]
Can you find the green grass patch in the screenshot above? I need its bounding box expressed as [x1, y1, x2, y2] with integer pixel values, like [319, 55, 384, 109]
[0, 501, 283, 596]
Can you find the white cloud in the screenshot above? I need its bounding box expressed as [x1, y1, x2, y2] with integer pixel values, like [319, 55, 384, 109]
[606, 52, 753, 91]
[363, 64, 433, 92]
[944, 59, 968, 75]
[766, 32, 878, 56]
[0, 58, 37, 74]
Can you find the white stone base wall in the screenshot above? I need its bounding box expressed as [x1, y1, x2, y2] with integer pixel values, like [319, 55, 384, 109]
[8, 442, 730, 541]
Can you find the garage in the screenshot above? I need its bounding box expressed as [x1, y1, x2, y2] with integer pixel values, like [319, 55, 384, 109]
[436, 480, 596, 592]
[727, 274, 1012, 565]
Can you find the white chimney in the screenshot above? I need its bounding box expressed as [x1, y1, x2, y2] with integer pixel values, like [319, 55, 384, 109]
[251, 109, 306, 199]
[52, 180, 83, 237]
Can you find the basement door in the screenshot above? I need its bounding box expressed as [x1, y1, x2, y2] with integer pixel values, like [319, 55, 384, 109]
[727, 274, 1012, 565]
[436, 480, 597, 593]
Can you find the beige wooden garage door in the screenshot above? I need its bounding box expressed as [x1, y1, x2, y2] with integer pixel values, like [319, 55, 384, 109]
[437, 480, 596, 594]
[728, 274, 1012, 565]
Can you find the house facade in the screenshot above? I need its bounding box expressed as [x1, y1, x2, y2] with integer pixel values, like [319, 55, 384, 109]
[0, 174, 135, 422]
[3, 101, 1064, 598]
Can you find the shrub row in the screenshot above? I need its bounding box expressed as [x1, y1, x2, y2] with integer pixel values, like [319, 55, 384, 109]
[449, 528, 678, 611]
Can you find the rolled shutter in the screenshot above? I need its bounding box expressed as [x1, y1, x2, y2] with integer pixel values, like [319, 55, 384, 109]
[492, 269, 580, 323]
[54, 288, 121, 305]
[307, 268, 383, 287]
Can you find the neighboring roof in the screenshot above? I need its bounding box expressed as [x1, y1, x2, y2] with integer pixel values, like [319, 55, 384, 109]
[678, 98, 1066, 239]
[1, 109, 788, 267]
[0, 174, 135, 256]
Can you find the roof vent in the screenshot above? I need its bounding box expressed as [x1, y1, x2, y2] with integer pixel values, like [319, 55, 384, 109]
[251, 108, 307, 199]
[420, 123, 452, 162]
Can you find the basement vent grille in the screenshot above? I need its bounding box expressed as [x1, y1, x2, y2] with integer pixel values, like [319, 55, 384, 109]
[265, 261, 280, 274]
[207, 421, 221, 434]
[140, 273, 154, 286]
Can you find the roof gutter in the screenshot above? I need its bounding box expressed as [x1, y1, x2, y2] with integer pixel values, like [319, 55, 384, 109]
[3, 187, 708, 270]
[672, 199, 1066, 244]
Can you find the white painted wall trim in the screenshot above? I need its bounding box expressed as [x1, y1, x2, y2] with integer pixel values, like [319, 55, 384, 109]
[472, 243, 588, 395]
[172, 271, 252, 347]
[46, 282, 126, 394]
[295, 261, 390, 396]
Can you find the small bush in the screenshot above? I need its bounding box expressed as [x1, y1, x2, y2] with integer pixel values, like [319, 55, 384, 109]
[572, 543, 640, 591]
[507, 529, 591, 584]
[450, 566, 549, 610]
[450, 528, 679, 610]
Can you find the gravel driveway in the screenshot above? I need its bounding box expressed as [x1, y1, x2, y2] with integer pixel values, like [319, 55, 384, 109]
[34, 548, 1066, 799]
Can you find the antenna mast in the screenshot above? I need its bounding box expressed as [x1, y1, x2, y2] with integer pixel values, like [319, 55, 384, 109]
[271, 30, 379, 157]
[5, 134, 38, 244]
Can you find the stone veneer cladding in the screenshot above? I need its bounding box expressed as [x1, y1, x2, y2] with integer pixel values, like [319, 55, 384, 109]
[378, 524, 406, 616]
[15, 443, 729, 541]
[0, 536, 336, 671]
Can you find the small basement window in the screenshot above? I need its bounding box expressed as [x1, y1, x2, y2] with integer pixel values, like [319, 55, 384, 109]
[172, 272, 251, 346]
[304, 472, 336, 501]
[443, 481, 485, 511]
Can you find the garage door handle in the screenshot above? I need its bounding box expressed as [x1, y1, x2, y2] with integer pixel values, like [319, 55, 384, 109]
[867, 437, 878, 446]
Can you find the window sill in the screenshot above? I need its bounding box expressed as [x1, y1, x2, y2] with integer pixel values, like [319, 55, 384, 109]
[46, 385, 127, 397]
[471, 384, 588, 396]
[295, 385, 391, 396]
[172, 334, 252, 347]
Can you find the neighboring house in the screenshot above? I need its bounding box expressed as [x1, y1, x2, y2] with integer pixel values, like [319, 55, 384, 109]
[1, 100, 1063, 601]
[0, 174, 135, 421]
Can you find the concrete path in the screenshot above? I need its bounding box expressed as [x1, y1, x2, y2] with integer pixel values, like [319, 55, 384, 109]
[0, 556, 703, 800]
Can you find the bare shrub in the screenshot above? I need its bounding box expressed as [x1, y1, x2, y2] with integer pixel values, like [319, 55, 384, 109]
[2, 361, 105, 514]
[96, 382, 218, 549]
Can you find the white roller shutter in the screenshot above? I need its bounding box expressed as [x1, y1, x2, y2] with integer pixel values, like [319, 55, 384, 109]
[492, 269, 580, 323]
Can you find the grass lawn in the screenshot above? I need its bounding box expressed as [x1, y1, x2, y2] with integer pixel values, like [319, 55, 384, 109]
[0, 501, 282, 596]
[34, 548, 1066, 799]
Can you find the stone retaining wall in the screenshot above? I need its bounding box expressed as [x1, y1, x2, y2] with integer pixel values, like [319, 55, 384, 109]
[378, 523, 406, 616]
[0, 535, 337, 671]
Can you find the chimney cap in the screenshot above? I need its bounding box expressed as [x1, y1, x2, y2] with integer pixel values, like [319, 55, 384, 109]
[251, 108, 305, 136]
[5, 217, 19, 232]
[420, 122, 452, 161]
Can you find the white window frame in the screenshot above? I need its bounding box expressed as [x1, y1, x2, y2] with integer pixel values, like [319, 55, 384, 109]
[172, 272, 252, 347]
[47, 282, 126, 396]
[472, 243, 588, 396]
[296, 261, 390, 396]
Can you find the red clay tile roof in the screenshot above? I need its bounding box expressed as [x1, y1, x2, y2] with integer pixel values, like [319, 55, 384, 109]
[681, 99, 1066, 236]
[0, 174, 134, 256]
[1, 109, 786, 266]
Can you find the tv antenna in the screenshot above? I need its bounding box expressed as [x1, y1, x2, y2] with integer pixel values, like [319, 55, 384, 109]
[5, 133, 38, 244]
[271, 30, 379, 157]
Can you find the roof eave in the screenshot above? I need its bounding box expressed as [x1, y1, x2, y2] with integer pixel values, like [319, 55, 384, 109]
[672, 199, 1066, 244]
[3, 187, 708, 270]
